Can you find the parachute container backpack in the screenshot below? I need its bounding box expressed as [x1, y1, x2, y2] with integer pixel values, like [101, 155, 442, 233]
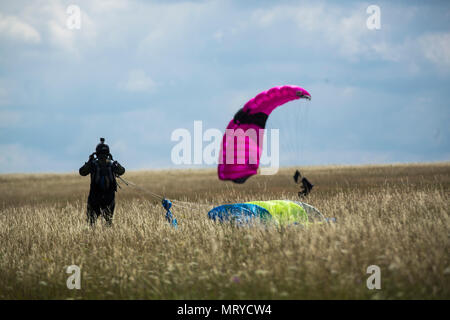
[218, 85, 311, 183]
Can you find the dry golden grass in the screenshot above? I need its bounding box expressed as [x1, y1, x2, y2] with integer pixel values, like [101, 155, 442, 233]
[0, 163, 449, 299]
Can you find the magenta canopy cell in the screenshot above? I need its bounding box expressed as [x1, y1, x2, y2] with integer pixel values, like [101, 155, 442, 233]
[218, 85, 311, 183]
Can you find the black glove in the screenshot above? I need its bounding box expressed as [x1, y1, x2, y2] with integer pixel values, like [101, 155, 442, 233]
[112, 161, 125, 175]
[88, 153, 95, 162]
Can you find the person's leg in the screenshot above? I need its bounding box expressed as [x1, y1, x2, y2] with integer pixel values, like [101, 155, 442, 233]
[87, 195, 101, 226]
[103, 200, 115, 227]
[100, 193, 115, 227]
[87, 203, 100, 226]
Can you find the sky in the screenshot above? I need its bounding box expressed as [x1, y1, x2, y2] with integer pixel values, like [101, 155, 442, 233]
[0, 0, 449, 173]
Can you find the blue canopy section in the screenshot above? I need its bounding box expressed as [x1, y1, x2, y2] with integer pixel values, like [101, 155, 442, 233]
[207, 203, 272, 225]
[207, 200, 333, 227]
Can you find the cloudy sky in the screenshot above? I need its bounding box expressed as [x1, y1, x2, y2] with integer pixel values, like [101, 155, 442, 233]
[0, 0, 449, 173]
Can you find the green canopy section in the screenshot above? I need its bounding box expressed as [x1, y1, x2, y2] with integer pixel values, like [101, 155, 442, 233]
[246, 200, 309, 225]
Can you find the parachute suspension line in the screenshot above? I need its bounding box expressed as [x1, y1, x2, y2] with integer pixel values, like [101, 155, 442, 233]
[268, 100, 307, 182]
[116, 175, 163, 201]
[115, 175, 209, 211]
[297, 102, 305, 165]
[277, 99, 308, 168]
[292, 100, 310, 182]
[267, 97, 314, 200]
[115, 175, 179, 228]
[286, 103, 298, 167]
[300, 101, 310, 166]
[293, 99, 309, 168]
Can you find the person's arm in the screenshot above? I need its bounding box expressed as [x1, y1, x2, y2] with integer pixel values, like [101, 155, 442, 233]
[79, 154, 94, 176]
[112, 161, 125, 176]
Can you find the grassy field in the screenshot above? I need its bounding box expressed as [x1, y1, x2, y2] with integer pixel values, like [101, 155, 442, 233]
[0, 163, 449, 299]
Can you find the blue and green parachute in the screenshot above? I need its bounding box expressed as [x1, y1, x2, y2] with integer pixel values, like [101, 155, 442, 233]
[207, 200, 333, 226]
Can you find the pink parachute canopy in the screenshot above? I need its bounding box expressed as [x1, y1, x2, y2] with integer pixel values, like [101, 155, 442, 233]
[218, 85, 311, 183]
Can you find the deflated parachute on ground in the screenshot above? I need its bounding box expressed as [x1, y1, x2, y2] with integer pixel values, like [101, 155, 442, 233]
[207, 200, 327, 226]
[218, 85, 311, 184]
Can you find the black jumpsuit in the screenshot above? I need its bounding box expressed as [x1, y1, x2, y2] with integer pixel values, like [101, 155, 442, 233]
[79, 159, 125, 226]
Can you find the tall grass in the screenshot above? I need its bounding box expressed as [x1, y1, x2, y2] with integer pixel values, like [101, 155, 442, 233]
[0, 163, 448, 299]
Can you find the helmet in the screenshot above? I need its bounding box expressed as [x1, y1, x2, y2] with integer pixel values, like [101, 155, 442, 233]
[95, 137, 110, 156]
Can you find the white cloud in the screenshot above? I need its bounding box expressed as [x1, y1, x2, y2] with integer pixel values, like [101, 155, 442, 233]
[0, 144, 56, 173]
[365, 32, 450, 74]
[249, 3, 373, 60]
[88, 0, 128, 13]
[247, 3, 425, 64]
[43, 2, 97, 54]
[371, 41, 402, 62]
[47, 19, 76, 52]
[119, 69, 157, 92]
[418, 32, 450, 70]
[136, 1, 225, 57]
[4, 1, 98, 56]
[0, 13, 40, 43]
[251, 8, 278, 27]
